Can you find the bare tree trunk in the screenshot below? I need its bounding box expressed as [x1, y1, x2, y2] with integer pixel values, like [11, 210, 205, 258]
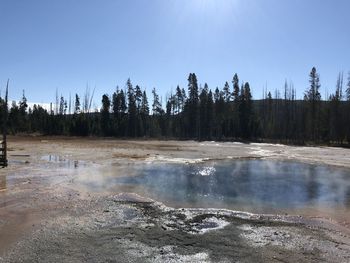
[2, 80, 9, 167]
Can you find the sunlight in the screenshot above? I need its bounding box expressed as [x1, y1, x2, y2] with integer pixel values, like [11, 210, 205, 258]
[189, 0, 238, 16]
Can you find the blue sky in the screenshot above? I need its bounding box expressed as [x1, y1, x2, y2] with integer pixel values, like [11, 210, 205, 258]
[0, 0, 349, 107]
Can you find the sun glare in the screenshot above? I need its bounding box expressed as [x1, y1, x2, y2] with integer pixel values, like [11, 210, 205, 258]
[190, 0, 238, 15]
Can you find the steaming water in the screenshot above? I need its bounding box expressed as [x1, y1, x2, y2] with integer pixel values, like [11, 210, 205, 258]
[77, 160, 350, 215]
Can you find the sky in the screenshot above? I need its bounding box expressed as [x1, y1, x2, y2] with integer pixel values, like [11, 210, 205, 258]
[0, 0, 350, 108]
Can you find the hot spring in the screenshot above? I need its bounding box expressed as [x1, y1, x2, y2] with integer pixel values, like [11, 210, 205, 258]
[75, 159, 350, 217]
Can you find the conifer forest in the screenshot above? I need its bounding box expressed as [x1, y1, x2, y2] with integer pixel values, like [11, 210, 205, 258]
[2, 67, 350, 145]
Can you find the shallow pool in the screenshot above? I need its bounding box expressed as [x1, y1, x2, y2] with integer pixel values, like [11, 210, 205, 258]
[77, 160, 350, 215]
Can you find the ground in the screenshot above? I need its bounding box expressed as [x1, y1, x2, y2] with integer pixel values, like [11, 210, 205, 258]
[0, 136, 350, 262]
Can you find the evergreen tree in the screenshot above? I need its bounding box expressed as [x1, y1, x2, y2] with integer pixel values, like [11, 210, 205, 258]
[267, 91, 273, 136]
[101, 94, 111, 136]
[75, 94, 80, 114]
[206, 90, 214, 139]
[346, 72, 350, 143]
[304, 67, 321, 142]
[9, 101, 19, 134]
[112, 91, 120, 119]
[119, 90, 127, 114]
[232, 74, 240, 138]
[199, 83, 209, 140]
[127, 79, 137, 137]
[166, 97, 172, 116]
[329, 72, 344, 143]
[175, 85, 183, 114]
[214, 87, 221, 102]
[232, 74, 240, 102]
[346, 72, 350, 101]
[19, 90, 28, 116]
[239, 82, 253, 139]
[30, 104, 48, 133]
[151, 87, 163, 136]
[152, 88, 164, 115]
[141, 90, 149, 116]
[59, 96, 65, 116]
[135, 85, 143, 113]
[18, 90, 28, 131]
[140, 90, 150, 137]
[181, 88, 187, 108]
[112, 88, 121, 136]
[186, 73, 199, 138]
[112, 90, 119, 118]
[222, 82, 232, 137]
[223, 81, 231, 103]
[214, 87, 225, 139]
[68, 93, 72, 115]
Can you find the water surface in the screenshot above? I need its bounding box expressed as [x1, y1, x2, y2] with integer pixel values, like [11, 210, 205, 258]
[77, 160, 350, 215]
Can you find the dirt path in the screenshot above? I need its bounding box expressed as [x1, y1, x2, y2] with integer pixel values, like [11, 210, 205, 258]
[0, 136, 350, 262]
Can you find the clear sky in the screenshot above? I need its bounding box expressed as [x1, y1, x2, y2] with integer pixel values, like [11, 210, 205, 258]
[0, 0, 349, 107]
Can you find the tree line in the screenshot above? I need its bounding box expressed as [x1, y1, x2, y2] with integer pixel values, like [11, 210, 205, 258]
[1, 67, 350, 145]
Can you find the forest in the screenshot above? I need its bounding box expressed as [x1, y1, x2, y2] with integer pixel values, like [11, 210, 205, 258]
[1, 67, 350, 145]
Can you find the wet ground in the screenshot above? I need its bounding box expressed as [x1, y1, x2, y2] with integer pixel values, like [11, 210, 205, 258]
[1, 136, 350, 262]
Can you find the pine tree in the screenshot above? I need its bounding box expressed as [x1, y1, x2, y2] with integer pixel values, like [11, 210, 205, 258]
[214, 87, 220, 102]
[232, 74, 240, 102]
[166, 93, 176, 117]
[64, 100, 67, 115]
[141, 90, 149, 116]
[166, 98, 172, 116]
[214, 87, 225, 139]
[207, 90, 214, 139]
[74, 94, 80, 114]
[346, 72, 350, 101]
[231, 74, 240, 138]
[346, 72, 350, 143]
[152, 88, 163, 115]
[223, 81, 231, 103]
[112, 90, 119, 118]
[59, 96, 65, 115]
[68, 93, 71, 115]
[135, 85, 143, 113]
[181, 88, 187, 109]
[199, 83, 209, 140]
[267, 91, 273, 136]
[175, 85, 182, 114]
[127, 79, 137, 137]
[112, 88, 127, 136]
[329, 72, 344, 143]
[151, 87, 163, 136]
[186, 73, 199, 138]
[304, 67, 322, 142]
[140, 90, 149, 136]
[119, 90, 127, 113]
[101, 94, 111, 136]
[239, 82, 253, 139]
[19, 90, 28, 116]
[18, 90, 28, 131]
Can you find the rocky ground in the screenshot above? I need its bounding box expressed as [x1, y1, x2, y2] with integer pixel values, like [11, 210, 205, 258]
[0, 136, 350, 262]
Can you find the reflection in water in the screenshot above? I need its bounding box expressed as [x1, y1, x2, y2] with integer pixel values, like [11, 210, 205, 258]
[0, 175, 6, 192]
[41, 155, 80, 169]
[306, 166, 319, 201]
[346, 187, 350, 206]
[79, 160, 350, 213]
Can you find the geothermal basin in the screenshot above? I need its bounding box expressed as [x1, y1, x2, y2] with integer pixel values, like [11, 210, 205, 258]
[1, 137, 350, 262]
